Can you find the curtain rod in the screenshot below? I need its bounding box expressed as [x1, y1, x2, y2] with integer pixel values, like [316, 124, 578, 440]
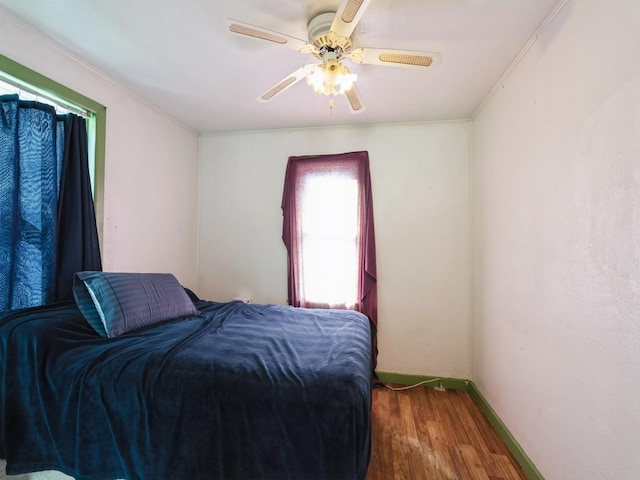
[0, 73, 90, 119]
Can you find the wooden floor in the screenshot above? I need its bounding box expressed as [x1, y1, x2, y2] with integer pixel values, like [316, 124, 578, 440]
[366, 385, 528, 480]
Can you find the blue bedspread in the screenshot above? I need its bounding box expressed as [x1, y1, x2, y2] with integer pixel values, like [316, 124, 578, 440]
[0, 299, 372, 479]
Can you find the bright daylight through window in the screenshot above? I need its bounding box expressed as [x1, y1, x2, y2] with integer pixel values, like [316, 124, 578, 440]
[299, 173, 360, 307]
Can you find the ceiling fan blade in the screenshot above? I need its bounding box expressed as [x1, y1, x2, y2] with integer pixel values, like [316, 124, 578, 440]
[345, 84, 365, 114]
[348, 47, 441, 69]
[330, 0, 373, 39]
[226, 18, 316, 55]
[257, 64, 318, 102]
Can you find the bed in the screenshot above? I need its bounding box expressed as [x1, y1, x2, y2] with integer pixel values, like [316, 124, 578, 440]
[0, 272, 373, 480]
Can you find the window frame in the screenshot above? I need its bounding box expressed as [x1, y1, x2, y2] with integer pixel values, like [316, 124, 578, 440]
[296, 163, 362, 308]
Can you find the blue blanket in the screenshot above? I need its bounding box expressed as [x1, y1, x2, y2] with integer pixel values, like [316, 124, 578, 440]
[0, 300, 372, 479]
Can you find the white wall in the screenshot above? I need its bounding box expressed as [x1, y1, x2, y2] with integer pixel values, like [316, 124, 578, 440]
[198, 122, 472, 378]
[0, 9, 200, 288]
[472, 0, 640, 478]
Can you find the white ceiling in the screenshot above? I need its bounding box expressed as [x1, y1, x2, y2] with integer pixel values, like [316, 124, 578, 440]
[0, 0, 561, 134]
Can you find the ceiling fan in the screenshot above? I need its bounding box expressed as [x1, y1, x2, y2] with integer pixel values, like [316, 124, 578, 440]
[226, 0, 441, 113]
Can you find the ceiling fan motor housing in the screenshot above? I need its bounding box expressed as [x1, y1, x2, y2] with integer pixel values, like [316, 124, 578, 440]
[308, 12, 352, 52]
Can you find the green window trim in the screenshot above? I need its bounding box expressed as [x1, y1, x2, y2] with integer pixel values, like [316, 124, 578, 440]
[0, 53, 106, 244]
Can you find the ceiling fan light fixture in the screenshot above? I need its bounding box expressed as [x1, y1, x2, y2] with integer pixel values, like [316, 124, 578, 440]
[306, 59, 357, 96]
[337, 69, 357, 94]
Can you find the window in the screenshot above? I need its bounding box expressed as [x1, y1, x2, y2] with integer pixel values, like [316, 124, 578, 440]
[299, 169, 360, 308]
[281, 150, 378, 324]
[0, 53, 106, 242]
[0, 54, 105, 310]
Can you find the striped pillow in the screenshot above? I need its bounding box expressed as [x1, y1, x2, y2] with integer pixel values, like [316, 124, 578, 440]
[73, 271, 199, 337]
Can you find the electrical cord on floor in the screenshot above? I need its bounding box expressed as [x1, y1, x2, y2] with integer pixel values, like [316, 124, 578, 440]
[382, 378, 444, 391]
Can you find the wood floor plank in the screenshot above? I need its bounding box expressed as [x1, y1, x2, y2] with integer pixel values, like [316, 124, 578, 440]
[366, 385, 528, 480]
[444, 391, 474, 446]
[458, 444, 491, 480]
[368, 387, 394, 480]
[408, 387, 434, 447]
[451, 392, 494, 456]
[448, 444, 475, 479]
[460, 391, 510, 455]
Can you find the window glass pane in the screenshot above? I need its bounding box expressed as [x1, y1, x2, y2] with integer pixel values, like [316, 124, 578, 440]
[299, 173, 360, 306]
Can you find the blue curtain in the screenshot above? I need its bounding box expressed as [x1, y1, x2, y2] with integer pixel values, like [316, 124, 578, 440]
[55, 114, 102, 302]
[0, 94, 101, 311]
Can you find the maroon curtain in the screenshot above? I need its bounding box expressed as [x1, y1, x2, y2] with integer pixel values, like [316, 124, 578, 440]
[281, 151, 378, 369]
